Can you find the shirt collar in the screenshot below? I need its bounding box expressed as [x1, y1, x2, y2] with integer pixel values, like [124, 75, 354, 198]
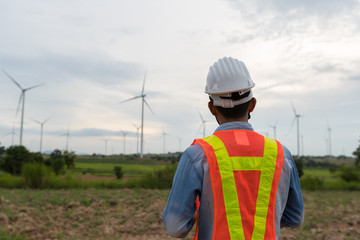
[214, 121, 254, 133]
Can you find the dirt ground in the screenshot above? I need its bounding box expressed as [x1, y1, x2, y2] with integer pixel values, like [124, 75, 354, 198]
[0, 189, 360, 240]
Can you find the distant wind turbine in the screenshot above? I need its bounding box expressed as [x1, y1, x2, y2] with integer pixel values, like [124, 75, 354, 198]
[3, 69, 44, 146]
[103, 138, 109, 156]
[121, 131, 127, 154]
[268, 121, 278, 140]
[132, 122, 141, 155]
[289, 100, 302, 157]
[119, 72, 155, 158]
[197, 109, 209, 138]
[161, 127, 169, 154]
[31, 116, 51, 153]
[5, 124, 17, 146]
[63, 128, 71, 152]
[327, 123, 332, 156]
[178, 136, 182, 152]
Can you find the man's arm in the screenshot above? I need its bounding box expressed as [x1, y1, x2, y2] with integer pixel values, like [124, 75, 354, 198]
[163, 145, 203, 237]
[281, 150, 305, 228]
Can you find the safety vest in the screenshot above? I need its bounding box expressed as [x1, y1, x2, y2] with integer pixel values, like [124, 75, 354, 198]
[192, 130, 284, 240]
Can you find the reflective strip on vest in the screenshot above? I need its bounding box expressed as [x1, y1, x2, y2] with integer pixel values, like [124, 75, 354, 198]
[194, 130, 284, 240]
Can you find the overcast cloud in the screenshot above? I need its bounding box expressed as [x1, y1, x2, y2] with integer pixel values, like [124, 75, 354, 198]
[0, 0, 359, 156]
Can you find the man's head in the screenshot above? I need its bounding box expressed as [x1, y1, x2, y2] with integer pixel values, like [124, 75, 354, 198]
[205, 57, 256, 124]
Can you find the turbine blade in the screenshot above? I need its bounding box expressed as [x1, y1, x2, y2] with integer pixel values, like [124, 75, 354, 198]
[30, 118, 41, 124]
[15, 93, 23, 117]
[197, 108, 205, 122]
[288, 117, 296, 135]
[2, 69, 23, 90]
[144, 99, 155, 116]
[119, 95, 141, 104]
[196, 123, 203, 137]
[141, 71, 147, 95]
[43, 116, 52, 124]
[25, 83, 45, 91]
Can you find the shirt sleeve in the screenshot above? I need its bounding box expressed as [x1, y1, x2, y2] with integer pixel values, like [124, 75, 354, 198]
[162, 145, 203, 238]
[280, 147, 305, 228]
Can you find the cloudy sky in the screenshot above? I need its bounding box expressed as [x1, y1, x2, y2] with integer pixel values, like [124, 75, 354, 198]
[0, 0, 359, 156]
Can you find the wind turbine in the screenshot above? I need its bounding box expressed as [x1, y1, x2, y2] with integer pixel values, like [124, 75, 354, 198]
[5, 124, 17, 146]
[132, 122, 141, 155]
[3, 69, 44, 146]
[103, 138, 109, 156]
[161, 126, 169, 154]
[119, 72, 155, 158]
[327, 123, 332, 156]
[31, 116, 51, 153]
[197, 109, 209, 138]
[63, 128, 71, 152]
[268, 121, 278, 140]
[178, 136, 182, 152]
[121, 131, 127, 154]
[289, 100, 302, 157]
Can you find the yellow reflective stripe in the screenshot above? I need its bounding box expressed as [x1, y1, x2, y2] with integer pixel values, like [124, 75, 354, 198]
[204, 135, 245, 240]
[203, 134, 278, 240]
[253, 137, 278, 239]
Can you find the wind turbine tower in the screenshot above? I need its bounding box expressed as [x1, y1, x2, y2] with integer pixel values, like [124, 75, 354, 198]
[290, 101, 302, 157]
[103, 138, 108, 156]
[269, 121, 278, 140]
[161, 127, 168, 154]
[198, 109, 209, 138]
[119, 72, 155, 158]
[64, 129, 71, 152]
[32, 117, 51, 153]
[327, 124, 332, 156]
[3, 69, 44, 146]
[121, 131, 127, 154]
[132, 122, 140, 155]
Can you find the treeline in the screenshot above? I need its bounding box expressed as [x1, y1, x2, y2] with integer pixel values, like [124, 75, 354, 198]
[0, 145, 178, 190]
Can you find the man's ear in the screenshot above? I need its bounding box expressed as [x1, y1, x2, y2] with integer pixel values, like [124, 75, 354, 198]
[208, 101, 217, 116]
[248, 97, 257, 113]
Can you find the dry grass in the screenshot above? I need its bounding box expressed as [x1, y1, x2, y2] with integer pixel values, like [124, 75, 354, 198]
[0, 189, 360, 240]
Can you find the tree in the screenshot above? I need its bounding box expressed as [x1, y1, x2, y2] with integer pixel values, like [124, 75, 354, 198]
[63, 150, 76, 169]
[353, 140, 360, 167]
[1, 145, 32, 175]
[49, 149, 65, 175]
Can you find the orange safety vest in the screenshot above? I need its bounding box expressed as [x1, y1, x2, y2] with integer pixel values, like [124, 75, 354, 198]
[192, 130, 284, 240]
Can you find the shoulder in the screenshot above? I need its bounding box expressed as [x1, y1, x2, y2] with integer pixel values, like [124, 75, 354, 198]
[182, 142, 206, 164]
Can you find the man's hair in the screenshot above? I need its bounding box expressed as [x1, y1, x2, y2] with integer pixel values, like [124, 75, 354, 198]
[209, 91, 251, 119]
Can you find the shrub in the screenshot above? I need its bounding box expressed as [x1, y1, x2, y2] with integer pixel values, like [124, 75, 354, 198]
[113, 166, 123, 179]
[1, 146, 32, 175]
[293, 157, 304, 178]
[22, 163, 52, 188]
[338, 166, 360, 182]
[300, 175, 324, 191]
[133, 164, 177, 189]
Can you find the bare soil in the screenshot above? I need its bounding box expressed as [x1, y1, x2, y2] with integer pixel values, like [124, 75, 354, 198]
[1, 189, 360, 240]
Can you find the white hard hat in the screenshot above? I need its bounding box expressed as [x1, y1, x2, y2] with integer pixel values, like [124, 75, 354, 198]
[205, 57, 255, 108]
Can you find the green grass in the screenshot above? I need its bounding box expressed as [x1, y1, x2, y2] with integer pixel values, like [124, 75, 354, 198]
[74, 162, 165, 177]
[303, 168, 338, 183]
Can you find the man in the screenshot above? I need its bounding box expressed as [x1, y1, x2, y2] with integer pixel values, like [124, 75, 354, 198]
[163, 57, 304, 240]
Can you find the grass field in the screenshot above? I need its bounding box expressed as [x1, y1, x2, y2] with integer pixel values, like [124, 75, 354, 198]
[74, 162, 166, 177]
[1, 189, 360, 240]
